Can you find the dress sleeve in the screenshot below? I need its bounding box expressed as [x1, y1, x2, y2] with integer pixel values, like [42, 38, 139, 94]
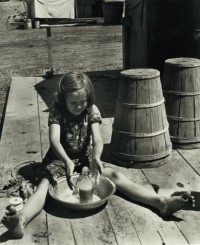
[48, 103, 62, 126]
[88, 105, 102, 125]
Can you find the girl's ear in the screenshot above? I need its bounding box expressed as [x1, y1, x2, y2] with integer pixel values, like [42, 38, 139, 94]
[56, 91, 66, 108]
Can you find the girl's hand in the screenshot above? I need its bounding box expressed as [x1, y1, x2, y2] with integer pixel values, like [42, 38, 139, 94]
[65, 160, 75, 190]
[65, 160, 75, 176]
[93, 159, 104, 174]
[92, 159, 104, 185]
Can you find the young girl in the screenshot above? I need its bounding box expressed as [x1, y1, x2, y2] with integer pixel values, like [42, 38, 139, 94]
[1, 71, 194, 239]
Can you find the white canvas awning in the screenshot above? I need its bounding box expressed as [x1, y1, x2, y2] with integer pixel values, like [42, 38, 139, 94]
[25, 0, 75, 19]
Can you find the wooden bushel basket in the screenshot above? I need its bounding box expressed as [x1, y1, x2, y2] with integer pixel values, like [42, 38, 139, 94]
[162, 57, 200, 149]
[110, 69, 172, 168]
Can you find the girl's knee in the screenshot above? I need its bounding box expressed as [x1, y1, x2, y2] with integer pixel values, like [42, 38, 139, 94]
[103, 168, 125, 185]
[38, 178, 50, 188]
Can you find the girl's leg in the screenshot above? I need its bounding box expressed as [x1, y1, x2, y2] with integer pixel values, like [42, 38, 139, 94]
[21, 178, 50, 224]
[102, 167, 194, 216]
[1, 178, 50, 239]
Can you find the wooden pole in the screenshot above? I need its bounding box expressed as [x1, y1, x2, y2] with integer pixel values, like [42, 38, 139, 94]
[46, 27, 54, 77]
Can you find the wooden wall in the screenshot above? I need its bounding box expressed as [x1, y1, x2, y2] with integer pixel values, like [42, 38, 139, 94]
[123, 0, 200, 73]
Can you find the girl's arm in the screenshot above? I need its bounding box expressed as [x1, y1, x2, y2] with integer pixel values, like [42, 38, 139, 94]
[91, 122, 104, 173]
[49, 124, 75, 175]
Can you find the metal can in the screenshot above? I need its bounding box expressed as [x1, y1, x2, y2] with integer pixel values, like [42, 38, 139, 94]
[34, 20, 40, 29]
[25, 19, 32, 30]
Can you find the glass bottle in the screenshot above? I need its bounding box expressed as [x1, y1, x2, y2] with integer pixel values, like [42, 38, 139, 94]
[78, 166, 93, 203]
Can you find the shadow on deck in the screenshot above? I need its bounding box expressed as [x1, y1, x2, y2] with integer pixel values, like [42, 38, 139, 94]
[35, 70, 121, 118]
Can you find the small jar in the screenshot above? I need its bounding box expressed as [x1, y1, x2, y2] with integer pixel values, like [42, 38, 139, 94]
[9, 197, 24, 212]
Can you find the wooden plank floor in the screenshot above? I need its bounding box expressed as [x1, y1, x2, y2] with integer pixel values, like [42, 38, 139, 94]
[0, 76, 200, 245]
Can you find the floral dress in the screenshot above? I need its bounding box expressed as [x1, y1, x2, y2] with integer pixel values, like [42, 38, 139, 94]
[34, 103, 102, 184]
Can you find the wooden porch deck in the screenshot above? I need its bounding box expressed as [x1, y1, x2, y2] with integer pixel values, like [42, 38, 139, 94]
[0, 75, 200, 245]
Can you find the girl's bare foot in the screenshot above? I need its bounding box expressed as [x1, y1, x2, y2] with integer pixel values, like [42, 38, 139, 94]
[159, 191, 195, 217]
[1, 205, 25, 239]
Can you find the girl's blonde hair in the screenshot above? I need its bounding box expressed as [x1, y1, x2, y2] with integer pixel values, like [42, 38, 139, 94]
[57, 71, 95, 109]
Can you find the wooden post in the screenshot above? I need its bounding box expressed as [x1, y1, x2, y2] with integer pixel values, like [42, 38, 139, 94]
[46, 27, 54, 77]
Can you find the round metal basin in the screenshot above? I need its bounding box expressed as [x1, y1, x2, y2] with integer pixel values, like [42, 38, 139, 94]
[49, 175, 116, 210]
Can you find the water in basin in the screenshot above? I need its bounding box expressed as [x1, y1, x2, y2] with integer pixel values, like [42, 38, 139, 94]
[57, 188, 101, 204]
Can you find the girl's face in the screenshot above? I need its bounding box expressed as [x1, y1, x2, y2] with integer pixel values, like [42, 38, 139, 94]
[65, 88, 88, 115]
